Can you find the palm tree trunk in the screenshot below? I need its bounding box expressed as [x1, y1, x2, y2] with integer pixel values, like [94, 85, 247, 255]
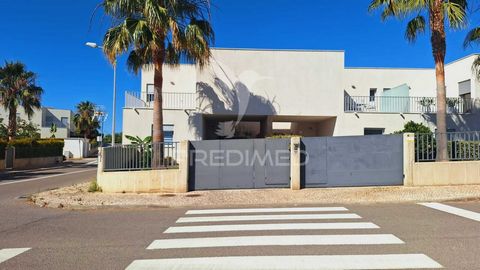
[7, 106, 17, 141]
[430, 0, 448, 162]
[152, 47, 165, 168]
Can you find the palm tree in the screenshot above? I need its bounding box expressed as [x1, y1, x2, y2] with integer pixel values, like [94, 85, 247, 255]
[101, 0, 214, 166]
[73, 101, 100, 140]
[369, 0, 468, 161]
[0, 61, 43, 141]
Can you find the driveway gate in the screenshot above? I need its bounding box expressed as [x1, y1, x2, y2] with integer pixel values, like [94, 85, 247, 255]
[302, 134, 403, 187]
[189, 138, 290, 190]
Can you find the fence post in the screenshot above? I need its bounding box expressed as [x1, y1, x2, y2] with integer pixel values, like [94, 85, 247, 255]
[176, 140, 189, 192]
[97, 147, 104, 185]
[403, 133, 415, 186]
[290, 137, 301, 190]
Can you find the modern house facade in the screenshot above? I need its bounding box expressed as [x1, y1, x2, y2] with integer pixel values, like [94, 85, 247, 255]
[122, 48, 480, 143]
[0, 106, 75, 139]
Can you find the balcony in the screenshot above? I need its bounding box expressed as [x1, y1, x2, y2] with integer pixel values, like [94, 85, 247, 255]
[125, 91, 196, 110]
[344, 96, 474, 114]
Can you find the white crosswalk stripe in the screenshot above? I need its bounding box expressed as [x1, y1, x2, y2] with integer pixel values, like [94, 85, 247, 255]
[0, 248, 30, 264]
[177, 213, 361, 223]
[186, 206, 349, 215]
[126, 206, 442, 269]
[164, 222, 379, 233]
[147, 234, 404, 249]
[419, 202, 480, 222]
[126, 254, 442, 270]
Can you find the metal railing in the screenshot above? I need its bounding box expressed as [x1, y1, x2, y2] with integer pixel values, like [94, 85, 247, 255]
[103, 142, 179, 171]
[345, 96, 474, 114]
[415, 132, 480, 162]
[125, 91, 196, 110]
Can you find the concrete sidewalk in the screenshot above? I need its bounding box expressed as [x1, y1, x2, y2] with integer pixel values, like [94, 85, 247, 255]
[32, 183, 480, 209]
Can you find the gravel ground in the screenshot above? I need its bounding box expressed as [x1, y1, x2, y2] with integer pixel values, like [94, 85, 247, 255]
[31, 182, 480, 209]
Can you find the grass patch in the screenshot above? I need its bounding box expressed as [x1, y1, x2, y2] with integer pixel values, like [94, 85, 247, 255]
[88, 180, 102, 193]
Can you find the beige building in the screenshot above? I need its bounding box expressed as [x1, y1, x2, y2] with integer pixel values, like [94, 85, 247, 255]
[122, 48, 480, 143]
[0, 106, 75, 139]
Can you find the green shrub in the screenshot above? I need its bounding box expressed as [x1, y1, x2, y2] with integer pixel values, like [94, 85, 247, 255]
[394, 121, 431, 134]
[10, 138, 64, 158]
[88, 180, 102, 193]
[449, 140, 480, 160]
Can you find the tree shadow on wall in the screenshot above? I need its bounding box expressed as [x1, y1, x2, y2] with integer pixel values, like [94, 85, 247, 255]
[188, 77, 279, 139]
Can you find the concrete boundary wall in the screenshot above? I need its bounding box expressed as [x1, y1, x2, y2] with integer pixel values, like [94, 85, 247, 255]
[403, 132, 480, 186]
[13, 156, 63, 170]
[97, 135, 480, 193]
[97, 141, 189, 193]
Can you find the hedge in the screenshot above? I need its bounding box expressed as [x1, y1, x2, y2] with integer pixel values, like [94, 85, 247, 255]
[9, 138, 64, 159]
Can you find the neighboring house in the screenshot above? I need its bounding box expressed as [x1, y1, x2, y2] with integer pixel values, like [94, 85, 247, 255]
[122, 48, 480, 143]
[0, 106, 75, 139]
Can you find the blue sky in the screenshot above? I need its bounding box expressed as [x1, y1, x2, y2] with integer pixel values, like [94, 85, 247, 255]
[1, 0, 479, 133]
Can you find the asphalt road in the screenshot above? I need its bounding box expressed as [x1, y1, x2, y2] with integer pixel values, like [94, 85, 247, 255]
[0, 164, 479, 269]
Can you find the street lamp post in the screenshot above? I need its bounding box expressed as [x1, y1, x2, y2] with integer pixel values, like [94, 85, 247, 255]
[86, 42, 117, 146]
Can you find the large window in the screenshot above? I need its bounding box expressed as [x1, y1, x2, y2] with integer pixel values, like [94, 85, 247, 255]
[146, 84, 155, 102]
[369, 88, 377, 102]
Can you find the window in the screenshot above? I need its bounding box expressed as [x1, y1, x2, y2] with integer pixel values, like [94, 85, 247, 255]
[164, 125, 174, 144]
[146, 84, 155, 102]
[150, 124, 174, 143]
[458, 80, 471, 96]
[369, 88, 377, 102]
[61, 117, 68, 127]
[364, 128, 384, 135]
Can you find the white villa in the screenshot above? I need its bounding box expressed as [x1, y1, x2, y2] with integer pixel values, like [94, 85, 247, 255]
[122, 48, 480, 143]
[0, 106, 75, 139]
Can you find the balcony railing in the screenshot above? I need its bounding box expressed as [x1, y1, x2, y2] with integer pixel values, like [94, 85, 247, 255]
[125, 91, 196, 110]
[344, 96, 474, 114]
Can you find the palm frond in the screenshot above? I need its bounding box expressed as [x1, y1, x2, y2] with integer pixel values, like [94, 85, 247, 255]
[444, 0, 467, 29]
[464, 27, 480, 48]
[405, 15, 426, 42]
[471, 55, 480, 80]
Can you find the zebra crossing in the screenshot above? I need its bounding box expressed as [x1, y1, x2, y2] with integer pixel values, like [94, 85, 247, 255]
[126, 206, 442, 269]
[0, 248, 30, 265]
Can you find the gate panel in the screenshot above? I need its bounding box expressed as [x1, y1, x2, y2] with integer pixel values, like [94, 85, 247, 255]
[301, 137, 327, 186]
[303, 135, 403, 187]
[263, 138, 290, 186]
[219, 139, 255, 189]
[189, 140, 221, 190]
[190, 138, 290, 190]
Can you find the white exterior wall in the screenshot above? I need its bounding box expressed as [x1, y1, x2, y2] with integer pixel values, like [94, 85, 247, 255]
[123, 108, 200, 143]
[196, 49, 344, 116]
[63, 138, 89, 158]
[123, 49, 480, 142]
[141, 65, 197, 94]
[444, 55, 480, 98]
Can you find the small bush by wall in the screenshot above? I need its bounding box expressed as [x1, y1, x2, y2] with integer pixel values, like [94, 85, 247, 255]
[10, 138, 64, 158]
